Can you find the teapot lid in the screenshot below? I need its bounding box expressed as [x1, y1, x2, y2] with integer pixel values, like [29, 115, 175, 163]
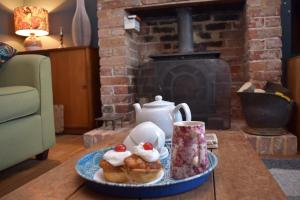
[143, 95, 174, 108]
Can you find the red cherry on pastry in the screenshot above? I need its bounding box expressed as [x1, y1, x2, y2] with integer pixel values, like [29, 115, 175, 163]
[143, 142, 153, 150]
[114, 144, 126, 152]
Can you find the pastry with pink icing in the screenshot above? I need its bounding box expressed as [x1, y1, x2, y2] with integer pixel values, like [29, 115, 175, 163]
[124, 142, 163, 183]
[100, 144, 132, 183]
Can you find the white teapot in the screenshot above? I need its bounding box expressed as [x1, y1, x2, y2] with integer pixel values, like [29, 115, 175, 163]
[133, 95, 192, 141]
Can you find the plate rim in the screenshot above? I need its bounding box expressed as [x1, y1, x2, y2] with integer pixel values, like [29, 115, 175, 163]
[93, 167, 165, 186]
[75, 147, 218, 188]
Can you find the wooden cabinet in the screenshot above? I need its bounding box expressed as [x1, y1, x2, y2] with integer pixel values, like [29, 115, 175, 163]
[287, 55, 300, 151]
[20, 47, 101, 134]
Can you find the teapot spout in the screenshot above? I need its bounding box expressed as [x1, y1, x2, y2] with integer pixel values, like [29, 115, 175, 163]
[133, 103, 142, 113]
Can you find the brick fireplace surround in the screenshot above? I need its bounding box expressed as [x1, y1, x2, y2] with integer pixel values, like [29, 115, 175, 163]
[97, 0, 282, 123]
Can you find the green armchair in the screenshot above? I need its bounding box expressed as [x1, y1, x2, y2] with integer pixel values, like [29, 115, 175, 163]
[0, 55, 56, 171]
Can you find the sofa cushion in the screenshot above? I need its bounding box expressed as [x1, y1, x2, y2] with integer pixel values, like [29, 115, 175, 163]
[0, 86, 39, 123]
[0, 42, 17, 65]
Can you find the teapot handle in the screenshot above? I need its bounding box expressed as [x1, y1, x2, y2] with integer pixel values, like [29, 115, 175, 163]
[174, 103, 192, 121]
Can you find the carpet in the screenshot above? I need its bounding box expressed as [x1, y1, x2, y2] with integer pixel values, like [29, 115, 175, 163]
[263, 158, 300, 200]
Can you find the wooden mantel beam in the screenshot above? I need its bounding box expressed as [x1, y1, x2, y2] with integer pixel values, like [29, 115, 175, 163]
[125, 0, 245, 15]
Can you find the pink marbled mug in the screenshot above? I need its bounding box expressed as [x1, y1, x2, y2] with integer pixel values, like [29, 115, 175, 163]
[171, 121, 209, 179]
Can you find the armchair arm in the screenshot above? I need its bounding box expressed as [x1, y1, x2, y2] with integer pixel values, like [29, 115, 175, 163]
[0, 55, 55, 148]
[0, 55, 44, 88]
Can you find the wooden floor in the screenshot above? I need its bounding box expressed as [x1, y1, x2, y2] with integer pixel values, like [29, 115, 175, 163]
[0, 134, 84, 198]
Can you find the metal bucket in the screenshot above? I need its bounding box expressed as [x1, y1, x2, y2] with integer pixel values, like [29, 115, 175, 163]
[238, 92, 294, 128]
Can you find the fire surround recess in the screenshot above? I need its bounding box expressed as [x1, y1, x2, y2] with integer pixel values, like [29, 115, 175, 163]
[97, 0, 283, 123]
[137, 7, 231, 129]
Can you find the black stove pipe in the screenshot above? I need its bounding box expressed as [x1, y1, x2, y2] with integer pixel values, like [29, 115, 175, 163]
[177, 7, 194, 53]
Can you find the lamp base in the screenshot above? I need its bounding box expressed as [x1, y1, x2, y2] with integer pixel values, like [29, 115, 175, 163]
[24, 33, 42, 50]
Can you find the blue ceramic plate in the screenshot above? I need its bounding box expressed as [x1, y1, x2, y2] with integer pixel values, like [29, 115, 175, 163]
[75, 145, 218, 198]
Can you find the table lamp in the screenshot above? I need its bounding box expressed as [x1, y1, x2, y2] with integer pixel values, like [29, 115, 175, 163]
[14, 6, 49, 50]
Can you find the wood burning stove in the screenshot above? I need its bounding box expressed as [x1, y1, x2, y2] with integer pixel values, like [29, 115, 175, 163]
[137, 7, 232, 129]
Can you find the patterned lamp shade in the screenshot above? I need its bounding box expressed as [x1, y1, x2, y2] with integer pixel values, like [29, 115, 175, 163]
[14, 6, 49, 37]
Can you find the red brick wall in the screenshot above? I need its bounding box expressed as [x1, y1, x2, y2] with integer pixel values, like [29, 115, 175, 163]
[97, 0, 282, 122]
[98, 4, 139, 122]
[245, 0, 282, 87]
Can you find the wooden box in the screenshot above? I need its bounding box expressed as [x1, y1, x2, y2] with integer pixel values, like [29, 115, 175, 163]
[287, 55, 300, 151]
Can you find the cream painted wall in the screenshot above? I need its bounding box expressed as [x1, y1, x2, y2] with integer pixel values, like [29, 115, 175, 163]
[24, 0, 70, 12]
[0, 0, 24, 50]
[0, 0, 23, 11]
[0, 0, 98, 51]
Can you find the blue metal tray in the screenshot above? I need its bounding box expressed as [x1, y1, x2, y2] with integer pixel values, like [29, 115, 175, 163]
[75, 146, 218, 198]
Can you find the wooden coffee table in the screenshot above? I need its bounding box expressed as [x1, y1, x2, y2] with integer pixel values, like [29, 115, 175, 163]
[1, 131, 287, 200]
